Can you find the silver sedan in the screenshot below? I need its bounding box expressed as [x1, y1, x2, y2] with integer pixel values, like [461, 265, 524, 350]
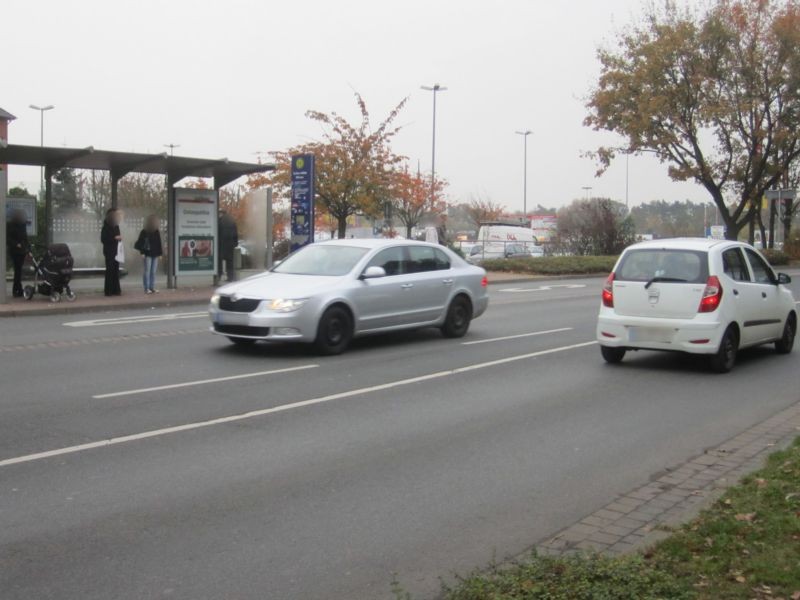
[209, 239, 490, 354]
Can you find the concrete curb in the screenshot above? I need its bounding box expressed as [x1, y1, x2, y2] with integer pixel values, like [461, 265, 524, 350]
[534, 397, 800, 557]
[0, 295, 211, 318]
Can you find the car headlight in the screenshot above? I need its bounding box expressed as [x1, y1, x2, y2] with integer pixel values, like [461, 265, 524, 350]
[210, 294, 220, 308]
[267, 298, 308, 313]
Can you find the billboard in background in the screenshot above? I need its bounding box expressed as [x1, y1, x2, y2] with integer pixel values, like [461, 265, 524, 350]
[531, 215, 557, 243]
[174, 188, 218, 274]
[5, 196, 37, 236]
[291, 154, 315, 252]
[708, 225, 726, 240]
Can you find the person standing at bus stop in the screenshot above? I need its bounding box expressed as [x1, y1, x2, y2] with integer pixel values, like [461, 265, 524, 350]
[134, 214, 163, 294]
[6, 209, 29, 297]
[218, 209, 238, 282]
[101, 208, 123, 296]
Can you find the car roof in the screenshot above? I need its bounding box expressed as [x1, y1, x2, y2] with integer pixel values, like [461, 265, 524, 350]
[316, 238, 442, 249]
[626, 237, 742, 252]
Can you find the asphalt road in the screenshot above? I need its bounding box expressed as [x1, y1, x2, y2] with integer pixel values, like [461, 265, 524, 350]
[1, 273, 799, 600]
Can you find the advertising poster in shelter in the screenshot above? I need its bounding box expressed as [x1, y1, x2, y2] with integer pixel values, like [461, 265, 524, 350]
[175, 188, 218, 274]
[531, 215, 557, 243]
[5, 196, 37, 236]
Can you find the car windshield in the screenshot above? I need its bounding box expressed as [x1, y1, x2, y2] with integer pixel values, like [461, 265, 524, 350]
[273, 245, 369, 276]
[616, 249, 708, 284]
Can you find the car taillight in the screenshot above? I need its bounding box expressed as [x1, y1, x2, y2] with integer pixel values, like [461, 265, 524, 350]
[602, 272, 614, 307]
[481, 276, 488, 288]
[698, 275, 723, 313]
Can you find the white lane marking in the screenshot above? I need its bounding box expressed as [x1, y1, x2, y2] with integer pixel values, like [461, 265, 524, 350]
[462, 327, 573, 346]
[0, 341, 597, 469]
[64, 312, 207, 328]
[93, 364, 319, 399]
[498, 284, 587, 293]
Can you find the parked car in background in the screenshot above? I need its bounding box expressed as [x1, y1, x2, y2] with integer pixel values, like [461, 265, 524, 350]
[467, 242, 544, 264]
[596, 238, 796, 372]
[209, 239, 489, 354]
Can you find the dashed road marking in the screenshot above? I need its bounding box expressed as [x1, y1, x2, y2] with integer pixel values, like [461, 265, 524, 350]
[463, 327, 573, 346]
[498, 284, 587, 293]
[63, 312, 207, 327]
[0, 328, 205, 353]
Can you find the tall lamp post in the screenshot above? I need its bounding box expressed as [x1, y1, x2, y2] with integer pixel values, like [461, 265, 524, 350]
[164, 143, 180, 156]
[420, 84, 447, 208]
[515, 130, 532, 221]
[29, 104, 54, 195]
[582, 186, 593, 200]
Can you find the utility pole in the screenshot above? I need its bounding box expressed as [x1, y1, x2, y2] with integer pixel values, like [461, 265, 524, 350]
[420, 84, 447, 207]
[515, 130, 532, 221]
[164, 143, 180, 156]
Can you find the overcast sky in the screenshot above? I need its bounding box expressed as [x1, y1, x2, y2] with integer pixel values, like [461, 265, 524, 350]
[2, 0, 712, 212]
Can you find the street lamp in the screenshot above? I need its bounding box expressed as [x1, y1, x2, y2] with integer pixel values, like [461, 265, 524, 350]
[29, 104, 54, 195]
[582, 186, 593, 200]
[164, 143, 180, 156]
[515, 130, 532, 220]
[420, 83, 447, 207]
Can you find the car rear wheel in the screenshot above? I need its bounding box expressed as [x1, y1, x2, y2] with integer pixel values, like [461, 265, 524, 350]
[775, 314, 796, 355]
[227, 337, 256, 347]
[441, 295, 472, 338]
[600, 345, 626, 364]
[709, 326, 738, 373]
[314, 306, 353, 355]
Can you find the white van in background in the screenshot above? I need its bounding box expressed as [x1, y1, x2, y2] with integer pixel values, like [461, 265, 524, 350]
[467, 223, 540, 263]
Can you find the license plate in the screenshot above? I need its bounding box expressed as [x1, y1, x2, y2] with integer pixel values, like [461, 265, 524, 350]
[628, 327, 674, 343]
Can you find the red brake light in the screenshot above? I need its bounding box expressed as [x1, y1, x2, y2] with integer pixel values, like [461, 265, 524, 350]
[480, 276, 488, 288]
[698, 275, 723, 313]
[602, 273, 614, 307]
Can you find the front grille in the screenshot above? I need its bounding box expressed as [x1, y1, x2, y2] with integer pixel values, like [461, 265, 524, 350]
[219, 296, 261, 312]
[214, 324, 270, 337]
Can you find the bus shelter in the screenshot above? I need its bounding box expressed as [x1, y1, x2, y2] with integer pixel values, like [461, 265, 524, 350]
[0, 143, 274, 301]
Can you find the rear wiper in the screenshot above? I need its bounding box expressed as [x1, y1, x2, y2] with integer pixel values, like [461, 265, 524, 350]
[644, 276, 688, 289]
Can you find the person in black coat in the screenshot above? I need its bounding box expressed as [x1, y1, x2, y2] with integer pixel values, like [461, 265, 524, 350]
[100, 208, 123, 296]
[218, 210, 238, 282]
[6, 209, 29, 297]
[134, 214, 163, 294]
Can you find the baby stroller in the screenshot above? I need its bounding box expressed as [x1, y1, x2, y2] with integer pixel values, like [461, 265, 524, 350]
[23, 243, 76, 303]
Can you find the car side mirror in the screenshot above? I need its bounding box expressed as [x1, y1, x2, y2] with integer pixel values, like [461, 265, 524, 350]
[777, 272, 792, 285]
[361, 266, 387, 280]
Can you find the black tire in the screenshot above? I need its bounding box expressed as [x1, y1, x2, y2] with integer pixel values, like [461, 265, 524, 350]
[227, 337, 256, 347]
[600, 345, 626, 364]
[441, 295, 472, 338]
[709, 326, 738, 373]
[314, 306, 353, 355]
[775, 314, 796, 355]
[22, 285, 34, 301]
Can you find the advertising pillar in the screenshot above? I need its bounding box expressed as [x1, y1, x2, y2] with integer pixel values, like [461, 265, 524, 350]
[290, 154, 315, 252]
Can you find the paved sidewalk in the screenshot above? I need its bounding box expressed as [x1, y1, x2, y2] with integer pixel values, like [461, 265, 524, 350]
[0, 270, 550, 317]
[535, 397, 800, 557]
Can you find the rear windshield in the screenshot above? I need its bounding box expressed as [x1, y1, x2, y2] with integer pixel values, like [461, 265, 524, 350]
[616, 249, 708, 284]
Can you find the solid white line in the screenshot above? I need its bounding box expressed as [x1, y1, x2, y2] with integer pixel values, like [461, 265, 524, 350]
[93, 365, 320, 399]
[462, 327, 573, 346]
[64, 312, 207, 328]
[0, 340, 596, 469]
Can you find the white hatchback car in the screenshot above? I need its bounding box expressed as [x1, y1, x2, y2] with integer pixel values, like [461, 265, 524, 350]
[596, 238, 796, 372]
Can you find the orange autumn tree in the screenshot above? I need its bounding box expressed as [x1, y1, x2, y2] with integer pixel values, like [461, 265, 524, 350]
[264, 92, 407, 239]
[392, 167, 447, 238]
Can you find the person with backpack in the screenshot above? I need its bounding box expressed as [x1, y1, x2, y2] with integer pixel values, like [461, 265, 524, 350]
[134, 214, 163, 294]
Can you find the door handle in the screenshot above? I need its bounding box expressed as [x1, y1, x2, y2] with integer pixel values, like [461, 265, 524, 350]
[762, 292, 767, 298]
[442, 279, 454, 286]
[733, 289, 739, 296]
[401, 283, 414, 289]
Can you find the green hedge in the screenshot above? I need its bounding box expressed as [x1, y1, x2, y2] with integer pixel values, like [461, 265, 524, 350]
[482, 255, 617, 275]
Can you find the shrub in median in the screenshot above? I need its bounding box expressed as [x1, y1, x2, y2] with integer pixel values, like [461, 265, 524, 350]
[761, 248, 790, 266]
[482, 255, 618, 275]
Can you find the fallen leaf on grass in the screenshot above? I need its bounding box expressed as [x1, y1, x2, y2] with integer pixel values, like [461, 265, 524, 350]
[755, 478, 768, 488]
[724, 499, 733, 505]
[791, 591, 800, 600]
[735, 575, 746, 583]
[735, 512, 756, 522]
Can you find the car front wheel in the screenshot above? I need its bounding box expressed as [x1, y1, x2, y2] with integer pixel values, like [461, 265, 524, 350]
[775, 314, 796, 355]
[314, 306, 353, 355]
[709, 326, 738, 373]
